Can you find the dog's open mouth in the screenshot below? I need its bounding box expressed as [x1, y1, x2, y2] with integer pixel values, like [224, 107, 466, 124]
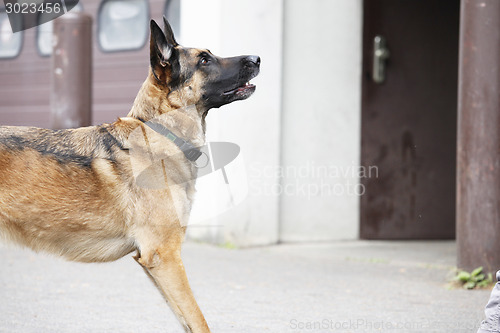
[222, 82, 256, 96]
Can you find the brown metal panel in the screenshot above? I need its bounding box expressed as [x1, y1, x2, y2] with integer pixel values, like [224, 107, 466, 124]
[0, 110, 50, 127]
[457, 0, 500, 273]
[0, 25, 51, 126]
[89, 0, 163, 124]
[360, 0, 460, 239]
[0, 86, 51, 106]
[91, 103, 134, 124]
[0, 0, 168, 127]
[51, 12, 92, 129]
[0, 72, 50, 87]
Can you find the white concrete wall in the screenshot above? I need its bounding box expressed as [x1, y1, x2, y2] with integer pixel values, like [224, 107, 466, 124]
[279, 0, 363, 241]
[181, 0, 283, 246]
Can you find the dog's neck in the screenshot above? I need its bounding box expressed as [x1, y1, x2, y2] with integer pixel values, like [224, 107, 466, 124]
[127, 74, 206, 147]
[128, 75, 176, 120]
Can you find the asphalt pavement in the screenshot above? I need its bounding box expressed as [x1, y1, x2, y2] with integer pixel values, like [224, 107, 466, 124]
[0, 240, 491, 332]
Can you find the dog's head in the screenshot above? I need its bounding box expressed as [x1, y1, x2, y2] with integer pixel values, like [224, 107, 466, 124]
[149, 18, 260, 113]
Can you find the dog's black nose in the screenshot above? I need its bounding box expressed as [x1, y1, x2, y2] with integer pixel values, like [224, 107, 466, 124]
[244, 55, 261, 67]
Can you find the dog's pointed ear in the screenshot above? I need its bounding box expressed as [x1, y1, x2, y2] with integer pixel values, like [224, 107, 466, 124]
[150, 19, 178, 83]
[163, 16, 178, 47]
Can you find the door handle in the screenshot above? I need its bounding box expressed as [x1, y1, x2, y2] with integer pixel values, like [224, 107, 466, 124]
[373, 35, 390, 84]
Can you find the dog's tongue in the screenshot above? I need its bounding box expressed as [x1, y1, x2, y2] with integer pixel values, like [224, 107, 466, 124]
[237, 83, 254, 92]
[223, 82, 255, 95]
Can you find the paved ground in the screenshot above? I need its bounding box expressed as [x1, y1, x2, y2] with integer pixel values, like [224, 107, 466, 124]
[0, 240, 492, 333]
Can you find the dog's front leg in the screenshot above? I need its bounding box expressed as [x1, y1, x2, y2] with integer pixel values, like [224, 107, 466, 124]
[135, 245, 211, 333]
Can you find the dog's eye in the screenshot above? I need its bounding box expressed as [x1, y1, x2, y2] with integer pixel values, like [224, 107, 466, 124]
[200, 57, 209, 65]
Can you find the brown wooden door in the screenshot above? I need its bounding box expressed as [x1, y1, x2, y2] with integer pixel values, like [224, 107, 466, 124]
[360, 0, 460, 239]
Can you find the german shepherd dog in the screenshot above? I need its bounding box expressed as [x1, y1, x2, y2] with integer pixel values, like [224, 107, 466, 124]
[0, 18, 260, 333]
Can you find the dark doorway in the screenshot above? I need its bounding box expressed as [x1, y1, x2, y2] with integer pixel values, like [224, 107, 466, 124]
[360, 0, 460, 239]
